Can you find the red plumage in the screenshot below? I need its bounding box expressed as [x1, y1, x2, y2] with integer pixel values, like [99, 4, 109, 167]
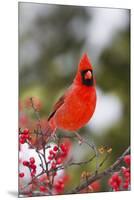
[44, 53, 96, 138]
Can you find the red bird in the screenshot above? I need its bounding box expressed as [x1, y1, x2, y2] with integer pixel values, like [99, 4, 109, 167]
[43, 53, 96, 141]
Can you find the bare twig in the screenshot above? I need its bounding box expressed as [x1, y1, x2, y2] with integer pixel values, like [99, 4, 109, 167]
[49, 154, 96, 173]
[67, 154, 96, 167]
[99, 153, 109, 168]
[30, 97, 41, 126]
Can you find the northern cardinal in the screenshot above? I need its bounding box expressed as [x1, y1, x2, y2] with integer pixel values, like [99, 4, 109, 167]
[27, 53, 96, 149]
[40, 53, 96, 144]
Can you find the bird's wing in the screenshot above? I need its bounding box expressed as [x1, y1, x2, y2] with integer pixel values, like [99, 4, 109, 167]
[47, 85, 74, 121]
[47, 94, 66, 121]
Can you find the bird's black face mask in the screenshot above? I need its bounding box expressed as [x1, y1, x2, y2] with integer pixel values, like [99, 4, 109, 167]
[81, 69, 94, 86]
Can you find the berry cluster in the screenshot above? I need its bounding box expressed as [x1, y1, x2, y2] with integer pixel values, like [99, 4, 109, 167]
[122, 155, 130, 189]
[39, 173, 49, 189]
[19, 172, 25, 178]
[19, 128, 30, 144]
[54, 179, 65, 193]
[39, 185, 47, 193]
[124, 155, 130, 166]
[21, 157, 37, 178]
[38, 173, 69, 194]
[108, 154, 130, 191]
[48, 143, 69, 171]
[108, 172, 122, 191]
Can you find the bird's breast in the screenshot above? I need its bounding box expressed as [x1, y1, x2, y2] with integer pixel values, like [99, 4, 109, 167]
[54, 86, 96, 131]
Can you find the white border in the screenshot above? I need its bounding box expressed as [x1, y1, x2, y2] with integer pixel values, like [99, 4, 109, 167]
[0, 0, 133, 199]
[17, 0, 133, 9]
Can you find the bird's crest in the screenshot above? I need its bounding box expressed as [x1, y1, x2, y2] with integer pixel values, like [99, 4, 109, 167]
[78, 53, 93, 71]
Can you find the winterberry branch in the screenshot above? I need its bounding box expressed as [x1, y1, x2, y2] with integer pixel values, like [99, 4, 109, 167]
[20, 98, 130, 196]
[30, 97, 53, 194]
[66, 146, 130, 194]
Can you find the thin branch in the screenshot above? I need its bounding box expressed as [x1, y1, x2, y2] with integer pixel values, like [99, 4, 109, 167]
[67, 154, 96, 167]
[58, 132, 99, 173]
[66, 146, 130, 194]
[22, 170, 46, 189]
[30, 97, 41, 125]
[57, 133, 76, 139]
[48, 154, 96, 173]
[35, 149, 44, 172]
[30, 98, 52, 194]
[99, 153, 109, 168]
[26, 141, 44, 157]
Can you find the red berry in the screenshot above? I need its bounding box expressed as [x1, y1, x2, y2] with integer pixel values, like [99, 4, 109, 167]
[55, 181, 65, 193]
[108, 178, 113, 186]
[49, 150, 56, 158]
[31, 170, 36, 177]
[49, 150, 54, 155]
[48, 155, 53, 160]
[61, 152, 67, 158]
[60, 144, 67, 153]
[20, 134, 25, 139]
[23, 134, 29, 139]
[123, 182, 129, 189]
[19, 172, 24, 178]
[124, 172, 130, 178]
[29, 157, 35, 164]
[23, 161, 29, 166]
[90, 181, 100, 192]
[53, 146, 58, 151]
[112, 182, 118, 188]
[56, 158, 62, 165]
[122, 167, 129, 175]
[51, 162, 56, 169]
[23, 128, 29, 135]
[39, 185, 46, 192]
[108, 172, 122, 191]
[112, 173, 119, 181]
[124, 155, 130, 166]
[117, 176, 122, 185]
[60, 183, 64, 190]
[58, 179, 63, 184]
[19, 138, 25, 144]
[30, 164, 36, 170]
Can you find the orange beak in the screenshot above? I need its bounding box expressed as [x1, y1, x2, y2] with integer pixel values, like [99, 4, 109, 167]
[85, 71, 92, 80]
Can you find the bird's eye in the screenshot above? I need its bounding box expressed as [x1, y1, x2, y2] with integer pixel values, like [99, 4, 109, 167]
[84, 70, 92, 80]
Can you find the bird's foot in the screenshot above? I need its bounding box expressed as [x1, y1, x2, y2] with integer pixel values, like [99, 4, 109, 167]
[74, 131, 85, 145]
